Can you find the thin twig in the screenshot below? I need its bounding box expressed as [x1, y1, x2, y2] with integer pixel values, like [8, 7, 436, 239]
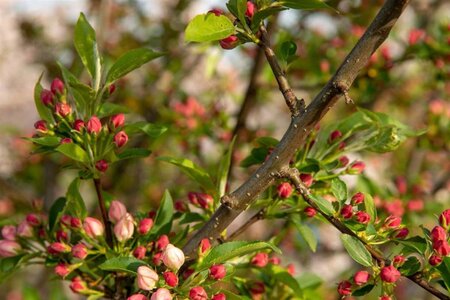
[219, 208, 267, 243]
[93, 178, 113, 248]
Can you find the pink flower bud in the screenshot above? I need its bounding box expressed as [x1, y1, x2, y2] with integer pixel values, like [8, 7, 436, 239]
[245, 1, 256, 18]
[109, 200, 127, 224]
[138, 218, 154, 235]
[269, 256, 281, 265]
[56, 230, 68, 242]
[354, 211, 370, 224]
[108, 84, 116, 95]
[197, 193, 213, 209]
[17, 220, 33, 238]
[70, 276, 88, 294]
[114, 213, 134, 242]
[71, 217, 82, 228]
[339, 156, 349, 167]
[251, 253, 269, 267]
[340, 204, 353, 219]
[250, 282, 265, 295]
[393, 255, 406, 267]
[162, 244, 185, 270]
[208, 8, 223, 16]
[277, 182, 293, 199]
[380, 295, 392, 300]
[300, 173, 313, 187]
[174, 201, 188, 212]
[0, 240, 21, 257]
[55, 263, 71, 277]
[329, 130, 342, 143]
[380, 266, 401, 283]
[189, 286, 208, 300]
[61, 215, 72, 226]
[111, 114, 125, 128]
[51, 78, 65, 94]
[26, 213, 41, 226]
[408, 29, 426, 46]
[73, 119, 85, 131]
[439, 209, 450, 229]
[287, 263, 296, 275]
[384, 215, 402, 228]
[212, 294, 226, 300]
[137, 265, 159, 291]
[353, 270, 370, 286]
[351, 192, 365, 205]
[209, 264, 226, 280]
[114, 131, 129, 147]
[87, 116, 102, 134]
[72, 243, 88, 259]
[133, 245, 146, 259]
[395, 176, 407, 195]
[429, 254, 443, 266]
[219, 35, 239, 50]
[40, 89, 54, 106]
[95, 160, 109, 172]
[433, 240, 450, 256]
[153, 252, 163, 266]
[1, 226, 16, 241]
[128, 294, 148, 300]
[199, 238, 211, 255]
[151, 288, 173, 300]
[431, 226, 446, 243]
[337, 280, 352, 295]
[394, 228, 409, 239]
[83, 217, 104, 238]
[188, 192, 199, 205]
[48, 242, 71, 255]
[156, 235, 170, 251]
[34, 120, 47, 132]
[55, 103, 71, 117]
[60, 138, 72, 144]
[163, 271, 179, 287]
[348, 161, 365, 174]
[304, 206, 317, 217]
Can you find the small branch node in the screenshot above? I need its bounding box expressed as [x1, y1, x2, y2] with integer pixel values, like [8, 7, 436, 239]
[335, 81, 354, 104]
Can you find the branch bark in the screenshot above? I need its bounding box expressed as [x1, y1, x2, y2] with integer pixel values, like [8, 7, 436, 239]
[93, 178, 114, 248]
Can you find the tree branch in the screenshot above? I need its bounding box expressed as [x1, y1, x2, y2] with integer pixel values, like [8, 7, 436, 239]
[93, 178, 114, 248]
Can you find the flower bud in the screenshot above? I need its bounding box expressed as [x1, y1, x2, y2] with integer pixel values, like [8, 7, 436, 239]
[245, 1, 256, 18]
[269, 256, 281, 265]
[395, 176, 407, 195]
[384, 215, 402, 228]
[61, 215, 72, 226]
[71, 217, 82, 228]
[111, 114, 125, 128]
[34, 120, 47, 132]
[56, 230, 68, 242]
[128, 294, 148, 300]
[300, 173, 313, 187]
[72, 243, 88, 259]
[162, 244, 185, 270]
[287, 263, 295, 275]
[114, 131, 129, 147]
[393, 228, 409, 239]
[153, 252, 163, 266]
[199, 238, 211, 255]
[338, 156, 349, 167]
[70, 276, 88, 294]
[393, 255, 406, 267]
[26, 213, 41, 226]
[250, 282, 265, 295]
[433, 240, 450, 256]
[219, 35, 239, 50]
[208, 8, 223, 16]
[354, 211, 370, 224]
[188, 192, 199, 205]
[174, 201, 188, 212]
[163, 271, 179, 287]
[189, 286, 208, 300]
[351, 192, 365, 205]
[156, 235, 170, 251]
[212, 294, 226, 300]
[139, 218, 154, 235]
[137, 266, 159, 291]
[109, 200, 127, 224]
[108, 84, 116, 95]
[0, 240, 21, 257]
[48, 242, 71, 255]
[209, 264, 226, 280]
[40, 89, 54, 106]
[60, 138, 72, 144]
[95, 160, 109, 172]
[1, 226, 16, 241]
[348, 161, 365, 174]
[340, 204, 353, 219]
[51, 78, 65, 94]
[329, 130, 342, 143]
[133, 245, 147, 259]
[439, 209, 450, 229]
[380, 266, 401, 283]
[380, 295, 392, 300]
[277, 182, 293, 199]
[197, 193, 213, 209]
[114, 213, 134, 242]
[304, 206, 317, 217]
[54, 263, 71, 277]
[55, 103, 71, 117]
[151, 288, 172, 300]
[251, 252, 269, 267]
[87, 116, 102, 134]
[431, 226, 446, 243]
[83, 217, 104, 238]
[337, 280, 352, 295]
[73, 119, 85, 131]
[408, 29, 426, 46]
[406, 199, 424, 212]
[429, 254, 443, 266]
[17, 220, 33, 238]
[353, 270, 370, 286]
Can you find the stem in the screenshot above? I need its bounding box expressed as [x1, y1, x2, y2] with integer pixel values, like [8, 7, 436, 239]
[93, 178, 113, 248]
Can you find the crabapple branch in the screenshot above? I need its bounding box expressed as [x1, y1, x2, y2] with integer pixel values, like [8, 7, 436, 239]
[93, 178, 114, 248]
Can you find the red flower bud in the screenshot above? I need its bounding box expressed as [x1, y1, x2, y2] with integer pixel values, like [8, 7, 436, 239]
[51, 78, 65, 94]
[189, 286, 208, 300]
[251, 252, 269, 267]
[138, 218, 154, 235]
[429, 254, 443, 266]
[197, 193, 213, 209]
[209, 264, 226, 280]
[351, 192, 365, 205]
[395, 176, 407, 195]
[384, 215, 402, 228]
[208, 8, 223, 16]
[304, 206, 317, 217]
[26, 213, 41, 226]
[152, 252, 163, 266]
[408, 29, 426, 46]
[72, 243, 88, 259]
[87, 116, 102, 134]
[393, 228, 409, 239]
[380, 266, 401, 283]
[339, 156, 349, 167]
[1, 225, 16, 241]
[340, 204, 354, 219]
[70, 276, 88, 294]
[0, 240, 21, 257]
[40, 89, 54, 106]
[163, 271, 179, 287]
[354, 270, 370, 286]
[431, 226, 446, 243]
[393, 255, 406, 267]
[380, 295, 392, 300]
[34, 120, 47, 132]
[269, 256, 281, 265]
[300, 173, 313, 187]
[348, 161, 365, 174]
[354, 211, 370, 224]
[250, 282, 265, 295]
[111, 114, 125, 128]
[277, 182, 293, 199]
[219, 35, 239, 50]
[212, 293, 226, 300]
[439, 209, 450, 229]
[199, 238, 211, 255]
[433, 240, 450, 256]
[73, 119, 85, 131]
[95, 160, 109, 172]
[133, 245, 146, 259]
[245, 1, 256, 18]
[174, 200, 188, 212]
[17, 221, 33, 238]
[48, 242, 71, 255]
[55, 103, 71, 117]
[56, 230, 68, 242]
[109, 200, 127, 224]
[337, 280, 352, 295]
[406, 199, 423, 212]
[156, 234, 170, 251]
[287, 263, 295, 275]
[60, 138, 72, 144]
[108, 84, 116, 95]
[54, 263, 71, 277]
[329, 130, 342, 143]
[114, 130, 129, 147]
[182, 268, 194, 280]
[70, 217, 82, 228]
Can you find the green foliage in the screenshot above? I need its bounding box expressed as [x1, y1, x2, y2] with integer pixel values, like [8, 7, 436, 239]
[56, 143, 90, 163]
[149, 190, 174, 236]
[65, 178, 87, 219]
[331, 178, 347, 201]
[340, 234, 373, 267]
[99, 257, 147, 274]
[185, 14, 235, 42]
[280, 0, 334, 10]
[33, 73, 53, 123]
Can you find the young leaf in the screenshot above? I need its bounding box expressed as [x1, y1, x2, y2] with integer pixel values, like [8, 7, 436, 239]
[216, 136, 236, 197]
[279, 41, 297, 62]
[398, 236, 428, 254]
[340, 234, 373, 267]
[106, 48, 163, 84]
[364, 193, 376, 223]
[99, 257, 147, 274]
[149, 190, 173, 236]
[33, 73, 54, 123]
[65, 178, 87, 219]
[125, 122, 168, 139]
[297, 273, 323, 290]
[436, 257, 450, 293]
[331, 178, 347, 201]
[116, 148, 151, 161]
[309, 194, 335, 215]
[185, 14, 235, 42]
[56, 143, 89, 163]
[293, 221, 318, 252]
[98, 103, 130, 118]
[281, 0, 334, 10]
[271, 265, 304, 296]
[48, 197, 67, 232]
[352, 284, 375, 296]
[26, 136, 61, 147]
[399, 256, 422, 276]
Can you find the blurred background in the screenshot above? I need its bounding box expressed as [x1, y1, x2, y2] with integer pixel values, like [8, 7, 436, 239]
[0, 0, 449, 299]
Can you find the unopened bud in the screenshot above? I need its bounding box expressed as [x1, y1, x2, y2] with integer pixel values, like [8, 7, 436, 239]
[109, 200, 127, 224]
[95, 160, 109, 172]
[0, 240, 21, 257]
[114, 131, 128, 147]
[87, 116, 102, 134]
[163, 271, 179, 287]
[137, 266, 159, 291]
[162, 244, 185, 270]
[51, 78, 65, 95]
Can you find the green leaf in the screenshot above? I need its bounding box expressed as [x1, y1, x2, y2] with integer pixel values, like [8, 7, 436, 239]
[352, 284, 375, 296]
[185, 14, 235, 42]
[106, 48, 163, 84]
[196, 241, 280, 270]
[65, 178, 87, 219]
[292, 219, 317, 252]
[340, 234, 373, 267]
[297, 273, 323, 290]
[149, 190, 173, 236]
[26, 136, 61, 147]
[364, 193, 376, 224]
[74, 13, 101, 86]
[436, 257, 450, 293]
[399, 256, 422, 276]
[252, 6, 287, 31]
[280, 41, 297, 62]
[99, 257, 147, 274]
[56, 143, 89, 163]
[158, 157, 215, 192]
[116, 148, 151, 161]
[271, 265, 303, 296]
[125, 122, 168, 139]
[309, 194, 335, 215]
[398, 236, 427, 254]
[216, 136, 236, 197]
[98, 103, 130, 118]
[33, 73, 54, 123]
[281, 0, 334, 10]
[48, 197, 67, 232]
[331, 178, 347, 201]
[22, 286, 40, 300]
